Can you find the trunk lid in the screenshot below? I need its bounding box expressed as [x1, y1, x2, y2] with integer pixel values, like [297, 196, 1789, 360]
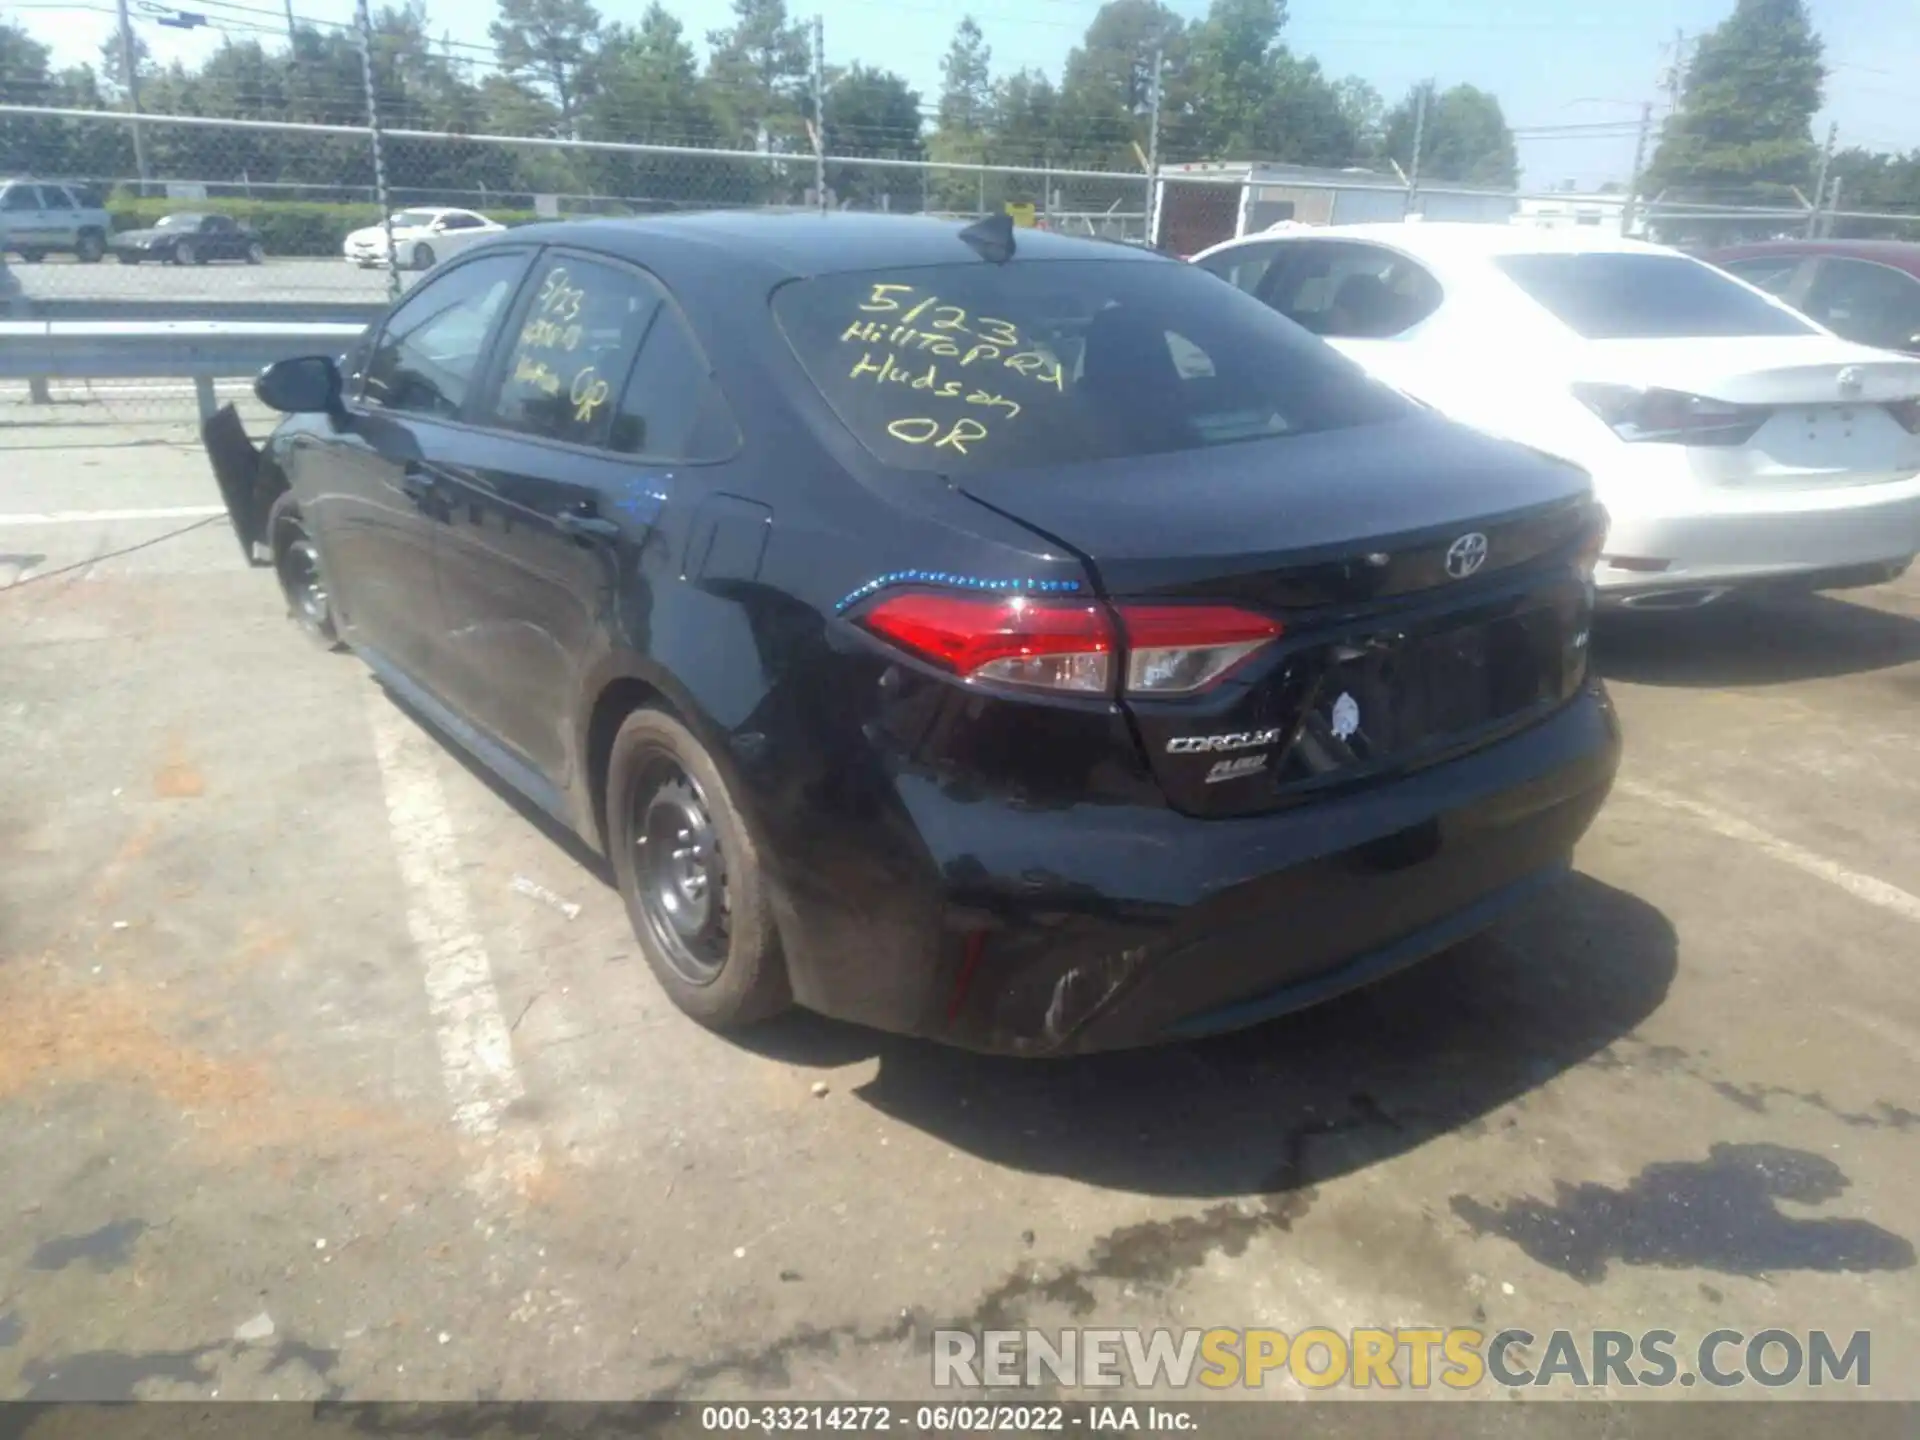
[1580, 335, 1920, 407]
[959, 413, 1599, 816]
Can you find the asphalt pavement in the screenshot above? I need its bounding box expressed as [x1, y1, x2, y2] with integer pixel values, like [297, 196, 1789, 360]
[1, 403, 1917, 1407]
[7, 254, 409, 306]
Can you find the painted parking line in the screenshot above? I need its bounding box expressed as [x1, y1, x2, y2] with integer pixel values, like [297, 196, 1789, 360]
[366, 689, 544, 1207]
[0, 505, 228, 526]
[1619, 777, 1920, 926]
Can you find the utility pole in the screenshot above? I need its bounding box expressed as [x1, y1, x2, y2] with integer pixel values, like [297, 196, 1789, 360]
[1661, 29, 1687, 116]
[1406, 83, 1427, 216]
[1621, 100, 1653, 238]
[356, 0, 400, 300]
[1807, 120, 1838, 238]
[283, 0, 297, 47]
[1822, 176, 1843, 239]
[811, 14, 827, 214]
[115, 0, 149, 189]
[1144, 45, 1163, 247]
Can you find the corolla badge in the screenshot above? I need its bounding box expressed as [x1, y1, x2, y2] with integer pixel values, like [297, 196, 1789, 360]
[1167, 728, 1282, 755]
[1444, 531, 1489, 579]
[1837, 365, 1864, 397]
[1330, 692, 1361, 741]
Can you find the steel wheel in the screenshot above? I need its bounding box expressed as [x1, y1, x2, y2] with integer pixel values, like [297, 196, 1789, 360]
[630, 762, 731, 985]
[267, 490, 341, 649]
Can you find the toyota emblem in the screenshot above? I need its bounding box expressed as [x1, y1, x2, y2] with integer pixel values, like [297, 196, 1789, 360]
[1837, 365, 1864, 397]
[1444, 532, 1489, 580]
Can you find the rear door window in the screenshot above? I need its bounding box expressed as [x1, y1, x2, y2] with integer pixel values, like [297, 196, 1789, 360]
[481, 253, 663, 449]
[772, 257, 1414, 474]
[1265, 241, 1443, 338]
[1495, 252, 1817, 338]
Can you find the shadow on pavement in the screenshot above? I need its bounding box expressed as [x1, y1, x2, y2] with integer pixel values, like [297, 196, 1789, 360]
[1594, 587, 1920, 688]
[741, 872, 1677, 1201]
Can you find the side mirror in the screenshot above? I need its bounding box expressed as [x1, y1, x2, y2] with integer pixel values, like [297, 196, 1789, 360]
[256, 354, 342, 415]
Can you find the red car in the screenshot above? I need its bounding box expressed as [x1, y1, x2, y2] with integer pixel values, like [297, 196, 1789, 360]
[1704, 239, 1920, 355]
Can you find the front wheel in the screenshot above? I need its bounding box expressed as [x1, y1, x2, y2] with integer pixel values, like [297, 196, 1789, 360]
[411, 241, 435, 272]
[17, 249, 43, 264]
[118, 252, 141, 266]
[607, 708, 789, 1029]
[75, 229, 106, 263]
[246, 239, 265, 265]
[267, 489, 343, 650]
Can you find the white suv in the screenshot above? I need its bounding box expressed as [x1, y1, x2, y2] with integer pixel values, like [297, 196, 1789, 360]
[0, 179, 112, 263]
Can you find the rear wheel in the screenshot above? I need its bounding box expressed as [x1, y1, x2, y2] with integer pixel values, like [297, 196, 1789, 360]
[267, 489, 342, 650]
[75, 229, 106, 263]
[246, 239, 265, 265]
[172, 240, 196, 266]
[607, 708, 789, 1029]
[18, 249, 43, 264]
[118, 252, 141, 266]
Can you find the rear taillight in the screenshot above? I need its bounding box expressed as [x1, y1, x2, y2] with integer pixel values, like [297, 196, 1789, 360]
[856, 593, 1113, 694]
[1119, 604, 1283, 695]
[1888, 397, 1920, 434]
[854, 593, 1282, 698]
[1572, 383, 1766, 446]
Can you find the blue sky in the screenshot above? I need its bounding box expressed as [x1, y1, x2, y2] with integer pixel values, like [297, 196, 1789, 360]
[17, 0, 1918, 189]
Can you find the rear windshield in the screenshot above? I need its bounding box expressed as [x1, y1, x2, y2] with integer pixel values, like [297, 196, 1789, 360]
[1495, 252, 1817, 339]
[772, 258, 1414, 473]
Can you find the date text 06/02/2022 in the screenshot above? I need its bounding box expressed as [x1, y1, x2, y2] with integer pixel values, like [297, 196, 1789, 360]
[697, 1404, 1197, 1432]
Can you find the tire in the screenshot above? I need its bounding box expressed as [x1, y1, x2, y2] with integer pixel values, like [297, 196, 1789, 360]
[267, 489, 343, 650]
[412, 242, 435, 272]
[171, 241, 193, 266]
[246, 239, 265, 265]
[75, 229, 106, 263]
[18, 250, 43, 264]
[118, 252, 141, 266]
[607, 707, 790, 1030]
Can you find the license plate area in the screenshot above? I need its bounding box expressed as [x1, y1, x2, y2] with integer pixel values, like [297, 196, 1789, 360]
[1281, 608, 1565, 784]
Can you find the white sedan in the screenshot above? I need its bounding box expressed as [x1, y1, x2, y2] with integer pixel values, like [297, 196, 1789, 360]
[342, 207, 504, 273]
[1193, 223, 1920, 609]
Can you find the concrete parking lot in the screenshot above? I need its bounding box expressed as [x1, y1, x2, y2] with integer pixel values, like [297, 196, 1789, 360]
[2, 400, 1917, 1406]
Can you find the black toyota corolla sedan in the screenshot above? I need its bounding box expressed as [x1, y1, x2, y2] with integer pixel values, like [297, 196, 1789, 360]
[203, 211, 1621, 1056]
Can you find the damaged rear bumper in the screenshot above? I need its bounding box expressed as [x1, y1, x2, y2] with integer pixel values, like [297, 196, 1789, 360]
[790, 683, 1621, 1057]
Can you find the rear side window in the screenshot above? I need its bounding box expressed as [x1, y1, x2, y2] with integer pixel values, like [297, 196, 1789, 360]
[607, 307, 740, 459]
[36, 185, 73, 208]
[773, 258, 1413, 474]
[1267, 242, 1443, 338]
[1496, 252, 1816, 339]
[2, 186, 40, 213]
[1800, 258, 1920, 352]
[484, 254, 663, 448]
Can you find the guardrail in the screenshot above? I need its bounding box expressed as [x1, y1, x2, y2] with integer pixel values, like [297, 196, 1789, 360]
[0, 317, 367, 418]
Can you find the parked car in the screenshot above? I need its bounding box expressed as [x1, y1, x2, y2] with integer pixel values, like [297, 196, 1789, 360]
[203, 213, 1618, 1055]
[343, 207, 504, 272]
[1704, 239, 1920, 356]
[0, 178, 111, 263]
[1193, 224, 1920, 610]
[112, 212, 266, 266]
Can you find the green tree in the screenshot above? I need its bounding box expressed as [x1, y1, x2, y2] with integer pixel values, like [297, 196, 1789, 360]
[1643, 0, 1826, 203]
[1384, 81, 1517, 186]
[929, 17, 994, 211]
[1055, 0, 1186, 171]
[1182, 0, 1285, 157]
[705, 0, 811, 153]
[823, 63, 923, 209]
[490, 0, 602, 133]
[1333, 76, 1384, 164]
